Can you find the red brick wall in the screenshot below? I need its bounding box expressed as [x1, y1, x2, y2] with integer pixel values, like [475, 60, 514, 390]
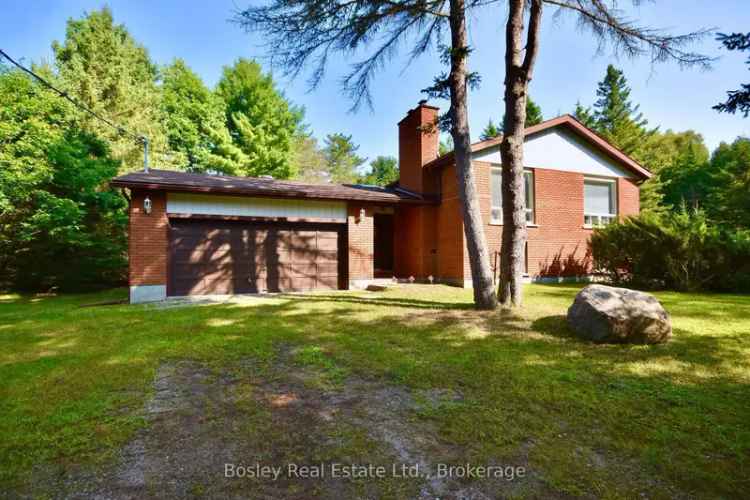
[618, 177, 640, 218]
[394, 206, 418, 278]
[437, 165, 465, 283]
[527, 168, 590, 277]
[129, 189, 168, 285]
[471, 164, 641, 278]
[393, 204, 439, 281]
[347, 203, 374, 281]
[394, 163, 466, 283]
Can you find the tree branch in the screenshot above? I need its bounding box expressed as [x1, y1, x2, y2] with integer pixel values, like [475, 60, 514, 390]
[543, 0, 714, 68]
[521, 0, 543, 79]
[235, 0, 450, 110]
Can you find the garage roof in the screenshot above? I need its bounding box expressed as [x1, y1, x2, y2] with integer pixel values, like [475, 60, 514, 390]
[111, 169, 433, 204]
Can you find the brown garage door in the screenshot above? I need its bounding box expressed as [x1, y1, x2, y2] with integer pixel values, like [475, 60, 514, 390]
[168, 219, 345, 296]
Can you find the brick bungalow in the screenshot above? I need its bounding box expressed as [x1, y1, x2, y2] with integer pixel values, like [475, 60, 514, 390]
[111, 101, 651, 303]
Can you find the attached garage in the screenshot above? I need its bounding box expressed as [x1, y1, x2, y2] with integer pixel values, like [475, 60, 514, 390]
[111, 169, 430, 303]
[169, 219, 345, 296]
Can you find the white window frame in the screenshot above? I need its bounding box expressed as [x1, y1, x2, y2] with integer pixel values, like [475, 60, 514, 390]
[583, 177, 618, 228]
[490, 167, 535, 225]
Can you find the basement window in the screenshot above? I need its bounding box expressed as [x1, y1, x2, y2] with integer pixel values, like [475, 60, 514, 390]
[490, 168, 535, 225]
[584, 178, 617, 227]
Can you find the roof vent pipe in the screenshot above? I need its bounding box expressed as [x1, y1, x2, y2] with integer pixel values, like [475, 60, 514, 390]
[141, 136, 149, 173]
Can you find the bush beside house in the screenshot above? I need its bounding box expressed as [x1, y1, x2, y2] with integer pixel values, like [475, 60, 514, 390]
[591, 210, 750, 293]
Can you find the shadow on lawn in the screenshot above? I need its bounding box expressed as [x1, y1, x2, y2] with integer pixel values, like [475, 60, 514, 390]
[277, 293, 474, 310]
[200, 298, 749, 496]
[3, 289, 749, 498]
[530, 315, 576, 340]
[529, 314, 747, 369]
[208, 293, 747, 373]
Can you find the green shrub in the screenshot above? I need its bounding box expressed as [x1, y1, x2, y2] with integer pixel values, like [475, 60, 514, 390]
[591, 210, 750, 293]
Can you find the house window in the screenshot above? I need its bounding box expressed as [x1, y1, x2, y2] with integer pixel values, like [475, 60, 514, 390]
[490, 168, 535, 224]
[584, 178, 617, 227]
[490, 169, 502, 223]
[524, 170, 535, 224]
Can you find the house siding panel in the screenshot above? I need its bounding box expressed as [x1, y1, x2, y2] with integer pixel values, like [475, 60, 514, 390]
[167, 192, 347, 221]
[472, 128, 630, 178]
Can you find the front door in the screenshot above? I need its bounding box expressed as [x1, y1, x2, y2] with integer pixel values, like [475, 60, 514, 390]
[373, 214, 394, 278]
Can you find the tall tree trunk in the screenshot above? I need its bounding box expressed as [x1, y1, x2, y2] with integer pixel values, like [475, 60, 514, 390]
[499, 0, 542, 307]
[449, 0, 497, 310]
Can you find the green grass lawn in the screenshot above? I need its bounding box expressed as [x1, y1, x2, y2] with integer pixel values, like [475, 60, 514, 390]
[1, 284, 748, 498]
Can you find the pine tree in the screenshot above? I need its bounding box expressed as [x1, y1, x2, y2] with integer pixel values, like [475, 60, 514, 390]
[439, 135, 454, 156]
[489, 97, 544, 139]
[216, 59, 303, 179]
[638, 130, 709, 214]
[322, 133, 366, 184]
[525, 97, 544, 126]
[705, 138, 750, 227]
[714, 32, 750, 116]
[573, 101, 596, 128]
[480, 119, 501, 140]
[52, 7, 169, 172]
[161, 59, 236, 174]
[292, 130, 329, 183]
[589, 65, 655, 155]
[577, 65, 661, 212]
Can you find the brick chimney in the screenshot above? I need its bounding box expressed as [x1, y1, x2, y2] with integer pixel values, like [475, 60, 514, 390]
[398, 100, 439, 194]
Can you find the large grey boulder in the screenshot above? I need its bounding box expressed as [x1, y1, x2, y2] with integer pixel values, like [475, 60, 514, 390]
[567, 284, 672, 344]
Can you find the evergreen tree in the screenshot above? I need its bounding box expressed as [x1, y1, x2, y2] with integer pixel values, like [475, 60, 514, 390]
[705, 138, 750, 227]
[637, 130, 709, 214]
[439, 135, 454, 156]
[714, 33, 750, 117]
[161, 59, 237, 174]
[486, 97, 544, 140]
[588, 65, 656, 155]
[322, 133, 366, 184]
[216, 58, 303, 179]
[577, 65, 660, 212]
[573, 101, 596, 128]
[292, 131, 329, 183]
[52, 7, 168, 172]
[0, 67, 127, 290]
[524, 97, 544, 126]
[359, 156, 399, 186]
[480, 119, 501, 140]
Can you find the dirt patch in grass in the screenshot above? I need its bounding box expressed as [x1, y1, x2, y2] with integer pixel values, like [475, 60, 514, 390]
[23, 345, 563, 499]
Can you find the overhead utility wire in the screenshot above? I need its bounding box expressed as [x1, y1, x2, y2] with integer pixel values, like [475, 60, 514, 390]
[0, 48, 152, 170]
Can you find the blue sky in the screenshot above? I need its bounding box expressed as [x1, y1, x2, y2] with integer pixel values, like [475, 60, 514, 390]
[3, 1, 749, 164]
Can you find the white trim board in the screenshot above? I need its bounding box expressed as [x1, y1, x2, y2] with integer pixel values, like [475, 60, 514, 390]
[167, 192, 347, 221]
[472, 128, 631, 178]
